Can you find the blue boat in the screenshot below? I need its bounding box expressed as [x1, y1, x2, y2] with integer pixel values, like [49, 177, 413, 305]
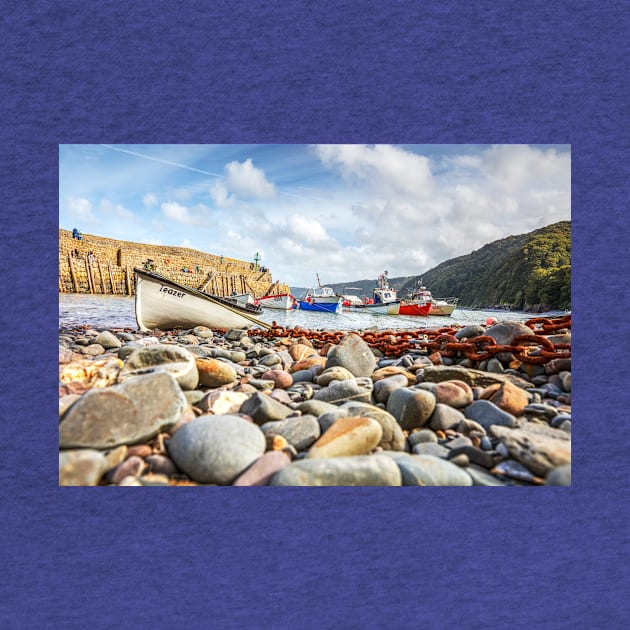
[297, 299, 343, 313]
[297, 278, 344, 314]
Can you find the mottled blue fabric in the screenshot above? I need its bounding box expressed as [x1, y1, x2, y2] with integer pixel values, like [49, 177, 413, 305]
[2, 1, 628, 627]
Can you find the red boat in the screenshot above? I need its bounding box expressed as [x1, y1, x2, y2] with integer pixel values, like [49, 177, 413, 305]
[398, 300, 432, 316]
[405, 280, 458, 316]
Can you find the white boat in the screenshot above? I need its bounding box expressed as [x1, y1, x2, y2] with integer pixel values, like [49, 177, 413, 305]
[134, 268, 272, 331]
[223, 292, 256, 308]
[255, 293, 297, 310]
[342, 287, 365, 308]
[409, 280, 458, 316]
[344, 272, 401, 315]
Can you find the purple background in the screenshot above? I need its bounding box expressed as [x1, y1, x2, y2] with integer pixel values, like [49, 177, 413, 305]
[3, 1, 628, 626]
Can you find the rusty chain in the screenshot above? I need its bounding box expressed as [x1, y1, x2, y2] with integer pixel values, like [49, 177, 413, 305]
[248, 315, 571, 364]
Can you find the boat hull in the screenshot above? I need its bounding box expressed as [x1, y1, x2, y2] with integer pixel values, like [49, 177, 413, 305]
[398, 301, 432, 316]
[223, 292, 256, 309]
[134, 269, 270, 331]
[428, 302, 457, 316]
[346, 301, 400, 315]
[297, 300, 343, 313]
[256, 293, 296, 310]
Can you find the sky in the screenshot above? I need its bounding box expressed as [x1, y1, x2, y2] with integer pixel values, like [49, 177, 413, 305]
[59, 144, 571, 287]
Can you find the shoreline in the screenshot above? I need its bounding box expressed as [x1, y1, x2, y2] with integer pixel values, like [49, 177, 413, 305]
[59, 317, 571, 486]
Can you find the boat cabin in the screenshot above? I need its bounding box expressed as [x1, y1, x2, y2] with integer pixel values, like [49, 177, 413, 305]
[305, 286, 336, 299]
[373, 271, 398, 304]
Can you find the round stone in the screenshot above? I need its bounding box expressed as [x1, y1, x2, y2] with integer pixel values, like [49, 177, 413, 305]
[307, 416, 383, 458]
[167, 415, 266, 484]
[325, 333, 377, 377]
[317, 366, 355, 386]
[270, 455, 402, 486]
[490, 381, 530, 416]
[340, 402, 406, 451]
[195, 357, 237, 388]
[429, 403, 465, 431]
[261, 369, 293, 389]
[373, 374, 409, 404]
[396, 454, 473, 486]
[95, 331, 123, 349]
[408, 429, 438, 446]
[433, 380, 473, 408]
[239, 392, 294, 424]
[386, 387, 436, 431]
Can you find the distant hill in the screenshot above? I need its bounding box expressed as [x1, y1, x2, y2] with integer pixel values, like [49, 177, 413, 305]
[295, 221, 571, 311]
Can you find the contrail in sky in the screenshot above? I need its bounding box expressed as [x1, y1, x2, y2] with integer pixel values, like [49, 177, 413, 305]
[100, 144, 223, 177]
[100, 143, 322, 202]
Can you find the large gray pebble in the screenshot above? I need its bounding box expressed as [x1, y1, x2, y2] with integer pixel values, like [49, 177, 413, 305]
[168, 415, 265, 484]
[95, 330, 122, 349]
[261, 415, 321, 451]
[325, 333, 376, 377]
[270, 455, 402, 486]
[373, 374, 409, 404]
[545, 464, 571, 486]
[411, 442, 450, 458]
[59, 371, 188, 449]
[240, 392, 294, 424]
[429, 403, 466, 431]
[464, 400, 516, 430]
[386, 387, 436, 430]
[395, 455, 473, 486]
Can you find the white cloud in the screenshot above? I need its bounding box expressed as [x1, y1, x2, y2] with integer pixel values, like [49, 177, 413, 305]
[210, 181, 235, 208]
[224, 158, 276, 199]
[479, 145, 571, 194]
[161, 201, 196, 224]
[65, 197, 94, 220]
[100, 199, 138, 223]
[143, 193, 157, 207]
[315, 144, 433, 198]
[285, 214, 335, 247]
[168, 187, 192, 201]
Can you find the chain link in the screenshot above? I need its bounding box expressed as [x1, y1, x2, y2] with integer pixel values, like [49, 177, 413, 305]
[249, 315, 571, 364]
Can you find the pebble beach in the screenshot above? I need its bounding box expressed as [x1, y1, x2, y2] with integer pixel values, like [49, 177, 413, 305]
[59, 319, 571, 486]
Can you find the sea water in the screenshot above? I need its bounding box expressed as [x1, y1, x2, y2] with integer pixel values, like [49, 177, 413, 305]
[59, 294, 562, 331]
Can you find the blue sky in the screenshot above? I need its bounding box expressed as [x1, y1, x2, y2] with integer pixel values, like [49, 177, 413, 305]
[59, 144, 571, 287]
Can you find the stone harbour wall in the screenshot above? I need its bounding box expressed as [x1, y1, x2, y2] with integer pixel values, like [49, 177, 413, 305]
[59, 229, 288, 297]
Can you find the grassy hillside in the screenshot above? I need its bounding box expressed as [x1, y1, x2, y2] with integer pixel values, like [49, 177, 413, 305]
[295, 222, 571, 311]
[398, 221, 571, 310]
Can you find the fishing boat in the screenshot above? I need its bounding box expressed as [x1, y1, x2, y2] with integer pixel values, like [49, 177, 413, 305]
[342, 287, 365, 308]
[397, 300, 433, 316]
[344, 272, 402, 314]
[405, 280, 458, 316]
[255, 293, 297, 310]
[134, 268, 271, 331]
[296, 274, 344, 313]
[223, 292, 256, 309]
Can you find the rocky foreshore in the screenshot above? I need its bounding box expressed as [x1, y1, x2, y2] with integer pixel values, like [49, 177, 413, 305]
[59, 320, 571, 486]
